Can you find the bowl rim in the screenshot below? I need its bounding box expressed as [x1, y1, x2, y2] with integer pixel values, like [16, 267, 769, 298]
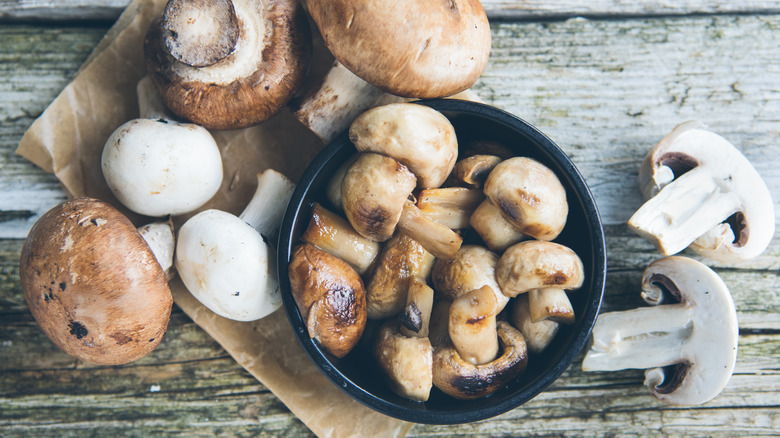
[278, 98, 606, 424]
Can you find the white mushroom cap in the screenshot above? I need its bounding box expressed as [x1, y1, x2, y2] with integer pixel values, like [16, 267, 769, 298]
[582, 256, 739, 406]
[101, 118, 223, 217]
[629, 121, 775, 262]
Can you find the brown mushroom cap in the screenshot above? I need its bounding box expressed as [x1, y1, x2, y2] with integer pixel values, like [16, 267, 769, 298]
[19, 198, 173, 365]
[307, 0, 491, 98]
[288, 243, 367, 358]
[144, 0, 312, 129]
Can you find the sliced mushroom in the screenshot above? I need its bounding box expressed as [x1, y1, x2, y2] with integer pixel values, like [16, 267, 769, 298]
[469, 198, 527, 252]
[175, 169, 294, 321]
[628, 121, 775, 262]
[483, 157, 569, 241]
[432, 245, 510, 312]
[374, 320, 433, 402]
[349, 103, 459, 189]
[582, 256, 738, 406]
[366, 233, 435, 319]
[289, 244, 367, 358]
[433, 321, 528, 400]
[301, 202, 380, 275]
[399, 276, 434, 338]
[417, 187, 484, 229]
[20, 198, 173, 365]
[449, 286, 499, 366]
[144, 0, 312, 129]
[510, 293, 559, 354]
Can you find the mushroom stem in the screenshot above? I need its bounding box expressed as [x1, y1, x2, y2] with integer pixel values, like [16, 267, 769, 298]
[238, 169, 295, 241]
[582, 303, 693, 371]
[470, 199, 527, 252]
[399, 276, 434, 338]
[628, 169, 742, 256]
[449, 286, 499, 366]
[417, 187, 484, 230]
[137, 75, 174, 120]
[397, 200, 463, 261]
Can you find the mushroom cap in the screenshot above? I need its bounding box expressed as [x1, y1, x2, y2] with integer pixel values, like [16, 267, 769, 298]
[496, 240, 584, 298]
[634, 121, 775, 262]
[101, 118, 223, 217]
[374, 321, 433, 401]
[483, 157, 569, 241]
[307, 0, 491, 98]
[20, 198, 173, 365]
[288, 244, 367, 358]
[341, 153, 417, 242]
[349, 103, 459, 188]
[144, 0, 312, 129]
[175, 209, 279, 321]
[432, 245, 510, 312]
[432, 321, 528, 400]
[641, 256, 738, 405]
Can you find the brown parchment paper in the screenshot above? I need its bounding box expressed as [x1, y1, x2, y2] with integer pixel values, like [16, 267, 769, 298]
[16, 0, 413, 436]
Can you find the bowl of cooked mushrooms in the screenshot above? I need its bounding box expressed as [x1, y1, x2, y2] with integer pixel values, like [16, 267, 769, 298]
[278, 99, 606, 424]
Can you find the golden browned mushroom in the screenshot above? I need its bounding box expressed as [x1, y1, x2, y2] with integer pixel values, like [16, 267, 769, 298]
[374, 321, 433, 401]
[448, 286, 499, 365]
[510, 293, 559, 354]
[144, 0, 312, 129]
[417, 187, 484, 230]
[288, 244, 367, 358]
[20, 198, 173, 365]
[450, 154, 503, 189]
[433, 321, 528, 400]
[398, 276, 435, 338]
[469, 198, 527, 252]
[432, 245, 510, 312]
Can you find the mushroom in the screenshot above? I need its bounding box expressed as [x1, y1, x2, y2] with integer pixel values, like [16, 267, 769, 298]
[349, 103, 459, 189]
[144, 0, 312, 129]
[432, 245, 510, 313]
[582, 256, 739, 406]
[448, 286, 499, 365]
[175, 169, 294, 321]
[628, 121, 775, 263]
[398, 276, 434, 338]
[289, 243, 367, 358]
[433, 321, 528, 400]
[481, 156, 569, 241]
[20, 198, 173, 365]
[469, 198, 527, 252]
[396, 199, 464, 260]
[449, 154, 503, 189]
[416, 187, 484, 230]
[101, 76, 223, 218]
[510, 293, 559, 354]
[374, 320, 433, 401]
[366, 233, 435, 319]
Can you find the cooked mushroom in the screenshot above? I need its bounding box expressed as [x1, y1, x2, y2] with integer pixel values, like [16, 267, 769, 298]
[428, 299, 452, 347]
[510, 293, 559, 354]
[20, 198, 173, 365]
[448, 286, 499, 365]
[496, 240, 585, 298]
[417, 187, 484, 230]
[528, 288, 575, 324]
[482, 157, 569, 241]
[175, 169, 294, 321]
[307, 0, 490, 98]
[349, 103, 459, 189]
[301, 202, 380, 275]
[366, 233, 435, 319]
[289, 243, 367, 358]
[628, 121, 775, 262]
[432, 245, 510, 312]
[374, 320, 433, 401]
[136, 218, 175, 280]
[469, 198, 527, 252]
[582, 256, 738, 406]
[325, 153, 358, 212]
[450, 154, 503, 189]
[433, 321, 528, 400]
[396, 199, 463, 260]
[144, 0, 312, 129]
[101, 77, 223, 218]
[398, 276, 434, 338]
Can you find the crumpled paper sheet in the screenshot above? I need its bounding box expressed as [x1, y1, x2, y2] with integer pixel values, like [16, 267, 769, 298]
[16, 0, 412, 436]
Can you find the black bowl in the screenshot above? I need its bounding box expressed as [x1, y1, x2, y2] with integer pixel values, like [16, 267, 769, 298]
[278, 99, 606, 424]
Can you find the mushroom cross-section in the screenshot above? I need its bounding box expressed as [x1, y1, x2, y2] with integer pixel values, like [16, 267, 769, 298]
[628, 121, 775, 262]
[581, 256, 739, 406]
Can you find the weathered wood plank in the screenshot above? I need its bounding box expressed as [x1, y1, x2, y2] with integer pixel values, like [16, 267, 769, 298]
[3, 0, 780, 22]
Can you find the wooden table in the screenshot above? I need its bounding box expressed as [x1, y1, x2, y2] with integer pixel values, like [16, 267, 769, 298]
[2, 1, 779, 436]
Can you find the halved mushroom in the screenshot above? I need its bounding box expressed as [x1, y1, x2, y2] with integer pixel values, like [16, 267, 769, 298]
[175, 169, 294, 321]
[448, 286, 499, 366]
[20, 198, 173, 365]
[144, 0, 312, 129]
[289, 244, 367, 358]
[582, 256, 738, 406]
[628, 121, 775, 262]
[482, 157, 569, 241]
[432, 245, 510, 312]
[510, 293, 559, 354]
[433, 321, 528, 400]
[374, 320, 433, 401]
[349, 103, 459, 189]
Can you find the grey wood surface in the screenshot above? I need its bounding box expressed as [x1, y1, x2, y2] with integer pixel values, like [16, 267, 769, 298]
[1, 5, 779, 438]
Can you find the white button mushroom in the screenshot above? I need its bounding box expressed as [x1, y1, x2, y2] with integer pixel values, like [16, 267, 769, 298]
[175, 169, 294, 321]
[581, 256, 739, 406]
[628, 121, 775, 263]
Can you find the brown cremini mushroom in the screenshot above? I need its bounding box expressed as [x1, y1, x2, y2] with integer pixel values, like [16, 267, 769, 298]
[20, 198, 173, 365]
[144, 0, 312, 129]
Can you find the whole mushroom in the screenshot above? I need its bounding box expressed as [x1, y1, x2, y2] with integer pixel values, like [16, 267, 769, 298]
[432, 245, 510, 313]
[374, 320, 433, 401]
[582, 256, 739, 406]
[20, 198, 173, 365]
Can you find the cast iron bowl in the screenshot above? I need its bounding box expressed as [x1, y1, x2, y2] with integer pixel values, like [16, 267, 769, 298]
[278, 99, 606, 424]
